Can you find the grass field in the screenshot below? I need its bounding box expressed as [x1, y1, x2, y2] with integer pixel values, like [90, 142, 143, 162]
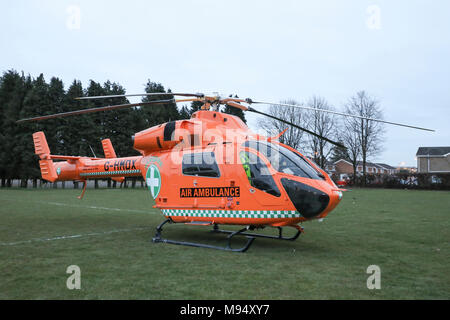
[0, 187, 449, 299]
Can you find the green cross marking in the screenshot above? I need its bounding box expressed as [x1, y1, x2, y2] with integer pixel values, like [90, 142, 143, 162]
[146, 164, 161, 199]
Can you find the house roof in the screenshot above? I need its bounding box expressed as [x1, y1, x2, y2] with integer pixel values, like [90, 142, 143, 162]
[376, 163, 396, 170]
[335, 159, 396, 170]
[356, 161, 386, 169]
[334, 159, 352, 165]
[416, 147, 450, 156]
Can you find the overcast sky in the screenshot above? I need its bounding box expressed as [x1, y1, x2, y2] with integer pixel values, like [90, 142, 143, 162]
[1, 0, 449, 166]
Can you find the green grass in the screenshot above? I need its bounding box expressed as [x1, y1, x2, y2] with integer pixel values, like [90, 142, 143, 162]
[0, 187, 449, 299]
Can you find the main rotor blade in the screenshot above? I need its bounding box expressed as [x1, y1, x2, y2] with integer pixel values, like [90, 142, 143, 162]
[75, 92, 204, 100]
[225, 101, 345, 148]
[247, 107, 346, 149]
[225, 101, 249, 111]
[16, 99, 174, 123]
[248, 100, 435, 132]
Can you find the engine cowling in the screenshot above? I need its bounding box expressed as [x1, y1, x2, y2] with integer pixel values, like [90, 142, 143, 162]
[133, 120, 200, 155]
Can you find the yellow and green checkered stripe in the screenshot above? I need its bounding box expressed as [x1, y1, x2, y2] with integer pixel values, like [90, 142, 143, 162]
[80, 169, 140, 177]
[161, 209, 302, 219]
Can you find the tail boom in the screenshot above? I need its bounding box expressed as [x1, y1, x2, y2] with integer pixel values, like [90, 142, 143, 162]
[32, 132, 143, 182]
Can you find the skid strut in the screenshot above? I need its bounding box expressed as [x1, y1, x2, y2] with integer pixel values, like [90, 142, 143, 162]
[212, 224, 302, 241]
[152, 218, 255, 252]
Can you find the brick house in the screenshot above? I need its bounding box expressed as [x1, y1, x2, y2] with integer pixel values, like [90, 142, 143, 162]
[332, 159, 397, 180]
[373, 163, 397, 175]
[324, 161, 337, 176]
[416, 147, 450, 173]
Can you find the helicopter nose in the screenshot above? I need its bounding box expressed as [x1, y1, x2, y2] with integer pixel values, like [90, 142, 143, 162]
[280, 178, 330, 219]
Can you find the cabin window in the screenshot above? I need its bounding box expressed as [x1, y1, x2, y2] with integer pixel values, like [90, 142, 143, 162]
[239, 151, 281, 197]
[182, 152, 220, 177]
[243, 141, 324, 180]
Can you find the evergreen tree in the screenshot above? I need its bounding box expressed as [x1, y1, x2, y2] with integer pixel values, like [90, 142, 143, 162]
[83, 80, 106, 157]
[0, 73, 4, 185]
[222, 104, 247, 123]
[83, 80, 108, 189]
[140, 80, 180, 127]
[0, 70, 32, 185]
[189, 100, 204, 115]
[102, 80, 124, 142]
[18, 73, 50, 183]
[329, 141, 350, 163]
[48, 77, 66, 155]
[64, 80, 86, 156]
[101, 81, 139, 157]
[179, 105, 191, 119]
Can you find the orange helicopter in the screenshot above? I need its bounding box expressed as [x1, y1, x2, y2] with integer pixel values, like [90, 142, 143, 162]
[17, 93, 434, 251]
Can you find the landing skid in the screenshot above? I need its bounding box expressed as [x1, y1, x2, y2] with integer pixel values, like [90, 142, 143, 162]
[152, 218, 255, 252]
[152, 218, 302, 252]
[212, 224, 302, 241]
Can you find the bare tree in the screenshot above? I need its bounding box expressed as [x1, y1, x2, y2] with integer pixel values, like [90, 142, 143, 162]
[305, 96, 337, 168]
[344, 91, 385, 185]
[259, 99, 308, 150]
[339, 121, 360, 183]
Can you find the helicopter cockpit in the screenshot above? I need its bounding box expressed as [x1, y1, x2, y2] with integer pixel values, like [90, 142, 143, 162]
[242, 141, 325, 180]
[241, 140, 333, 218]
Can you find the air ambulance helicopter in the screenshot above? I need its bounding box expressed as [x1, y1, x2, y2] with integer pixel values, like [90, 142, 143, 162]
[17, 93, 434, 252]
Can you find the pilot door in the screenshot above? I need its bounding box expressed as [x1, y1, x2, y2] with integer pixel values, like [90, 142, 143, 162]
[238, 148, 283, 207]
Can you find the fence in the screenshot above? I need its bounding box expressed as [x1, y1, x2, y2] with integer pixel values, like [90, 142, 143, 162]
[0, 177, 146, 189]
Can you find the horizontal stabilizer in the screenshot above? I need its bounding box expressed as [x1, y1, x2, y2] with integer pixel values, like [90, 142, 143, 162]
[38, 160, 58, 182]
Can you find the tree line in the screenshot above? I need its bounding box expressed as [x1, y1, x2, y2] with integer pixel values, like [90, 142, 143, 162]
[0, 70, 247, 188]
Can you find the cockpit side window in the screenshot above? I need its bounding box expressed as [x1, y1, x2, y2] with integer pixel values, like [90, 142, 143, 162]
[243, 141, 324, 180]
[182, 152, 220, 177]
[289, 150, 326, 180]
[240, 151, 281, 197]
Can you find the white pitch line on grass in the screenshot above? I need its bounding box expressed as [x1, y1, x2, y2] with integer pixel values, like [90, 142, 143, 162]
[45, 201, 151, 214]
[0, 198, 155, 214]
[0, 227, 152, 246]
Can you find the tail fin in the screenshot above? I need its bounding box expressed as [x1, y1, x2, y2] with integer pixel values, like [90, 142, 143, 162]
[33, 131, 51, 159]
[101, 138, 125, 183]
[33, 131, 58, 182]
[101, 139, 118, 158]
